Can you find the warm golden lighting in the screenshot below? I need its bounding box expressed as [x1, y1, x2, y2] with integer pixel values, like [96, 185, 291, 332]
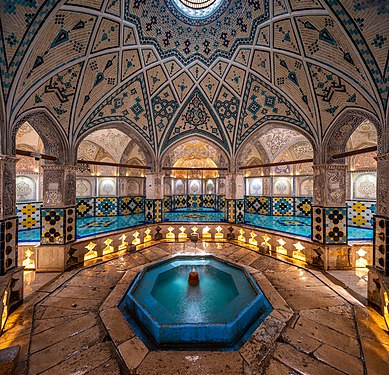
[249, 231, 258, 246]
[23, 248, 35, 269]
[238, 228, 246, 243]
[178, 226, 187, 240]
[132, 231, 141, 245]
[292, 242, 306, 261]
[202, 226, 211, 239]
[191, 226, 199, 235]
[356, 247, 368, 268]
[261, 234, 272, 250]
[166, 226, 176, 240]
[118, 234, 128, 251]
[84, 242, 98, 260]
[144, 228, 152, 243]
[103, 238, 114, 255]
[276, 238, 287, 255]
[384, 291, 389, 329]
[215, 225, 224, 240]
[1, 290, 8, 331]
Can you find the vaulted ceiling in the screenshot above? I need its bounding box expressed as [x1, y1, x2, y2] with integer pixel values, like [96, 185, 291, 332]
[1, 0, 387, 159]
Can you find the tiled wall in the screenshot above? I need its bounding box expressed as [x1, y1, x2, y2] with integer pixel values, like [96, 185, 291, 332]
[244, 196, 313, 217]
[168, 195, 219, 211]
[75, 196, 145, 218]
[347, 200, 376, 229]
[16, 202, 42, 230]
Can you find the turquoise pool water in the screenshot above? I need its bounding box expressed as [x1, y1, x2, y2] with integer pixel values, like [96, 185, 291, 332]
[120, 256, 272, 349]
[17, 213, 373, 243]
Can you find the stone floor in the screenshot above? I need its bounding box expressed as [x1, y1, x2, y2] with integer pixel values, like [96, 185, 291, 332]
[1, 241, 389, 374]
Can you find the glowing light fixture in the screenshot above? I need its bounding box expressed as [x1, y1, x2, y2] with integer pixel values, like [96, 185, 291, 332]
[202, 226, 211, 239]
[119, 234, 128, 251]
[84, 242, 98, 260]
[178, 226, 188, 240]
[238, 228, 246, 243]
[276, 238, 287, 255]
[215, 225, 224, 240]
[103, 238, 114, 255]
[132, 231, 141, 245]
[144, 228, 152, 243]
[166, 226, 176, 240]
[23, 248, 35, 269]
[292, 242, 306, 261]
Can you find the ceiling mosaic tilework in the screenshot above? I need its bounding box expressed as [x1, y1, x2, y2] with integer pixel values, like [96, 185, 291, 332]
[0, 0, 387, 158]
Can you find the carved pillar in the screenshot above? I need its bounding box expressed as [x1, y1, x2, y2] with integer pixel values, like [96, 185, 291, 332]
[374, 153, 389, 274]
[0, 156, 18, 275]
[38, 165, 77, 271]
[312, 164, 348, 245]
[226, 173, 245, 223]
[145, 173, 163, 223]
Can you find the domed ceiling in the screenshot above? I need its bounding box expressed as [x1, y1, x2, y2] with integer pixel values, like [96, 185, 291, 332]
[0, 0, 387, 160]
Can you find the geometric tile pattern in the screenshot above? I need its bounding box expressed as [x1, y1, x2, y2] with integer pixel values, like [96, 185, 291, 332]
[173, 195, 187, 210]
[187, 195, 202, 209]
[203, 195, 216, 209]
[217, 195, 226, 213]
[203, 194, 217, 209]
[312, 206, 325, 244]
[236, 200, 245, 223]
[154, 199, 163, 223]
[325, 207, 347, 245]
[272, 197, 294, 216]
[163, 195, 172, 213]
[0, 217, 18, 275]
[227, 200, 236, 223]
[17, 202, 42, 229]
[95, 197, 118, 216]
[347, 201, 376, 229]
[65, 207, 76, 243]
[295, 197, 313, 217]
[118, 196, 144, 215]
[76, 198, 94, 218]
[145, 199, 154, 223]
[40, 208, 65, 245]
[374, 216, 389, 274]
[245, 196, 272, 215]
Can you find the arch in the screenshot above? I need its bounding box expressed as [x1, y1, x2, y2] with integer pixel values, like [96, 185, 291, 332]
[74, 121, 156, 171]
[322, 108, 382, 164]
[235, 120, 317, 172]
[160, 134, 231, 172]
[11, 109, 69, 164]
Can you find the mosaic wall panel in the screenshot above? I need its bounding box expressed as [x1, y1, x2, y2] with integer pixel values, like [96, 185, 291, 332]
[347, 201, 376, 229]
[295, 197, 313, 217]
[95, 197, 118, 216]
[154, 200, 163, 223]
[203, 194, 216, 209]
[163, 196, 172, 213]
[41, 208, 65, 245]
[245, 196, 272, 215]
[325, 207, 347, 245]
[236, 200, 245, 223]
[0, 217, 18, 275]
[272, 197, 294, 216]
[76, 198, 95, 218]
[173, 195, 187, 209]
[217, 195, 226, 213]
[187, 195, 202, 209]
[312, 206, 325, 244]
[65, 207, 76, 243]
[145, 199, 154, 223]
[16, 202, 42, 230]
[118, 196, 144, 215]
[374, 216, 389, 273]
[227, 200, 236, 223]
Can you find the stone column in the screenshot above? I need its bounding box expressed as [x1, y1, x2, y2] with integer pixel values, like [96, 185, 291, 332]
[0, 155, 18, 275]
[37, 165, 77, 271]
[226, 173, 245, 223]
[144, 173, 163, 223]
[312, 164, 348, 245]
[374, 153, 389, 274]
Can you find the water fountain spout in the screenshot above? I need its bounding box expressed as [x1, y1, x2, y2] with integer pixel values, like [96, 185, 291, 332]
[188, 267, 199, 287]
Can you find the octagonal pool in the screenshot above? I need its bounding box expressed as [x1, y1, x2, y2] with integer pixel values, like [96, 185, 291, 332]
[119, 255, 272, 350]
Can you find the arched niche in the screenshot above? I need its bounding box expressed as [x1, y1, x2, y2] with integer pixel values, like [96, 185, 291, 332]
[74, 122, 156, 171]
[322, 108, 381, 165]
[11, 110, 68, 164]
